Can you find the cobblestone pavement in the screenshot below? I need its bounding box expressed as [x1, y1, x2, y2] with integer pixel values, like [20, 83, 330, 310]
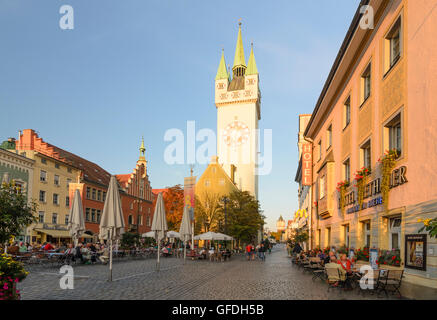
[18, 245, 396, 300]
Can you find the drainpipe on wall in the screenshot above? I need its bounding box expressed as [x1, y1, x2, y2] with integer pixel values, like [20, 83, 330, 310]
[303, 136, 314, 250]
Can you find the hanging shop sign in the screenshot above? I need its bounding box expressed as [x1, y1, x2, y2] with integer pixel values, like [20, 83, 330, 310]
[405, 234, 427, 271]
[339, 166, 407, 214]
[302, 144, 312, 186]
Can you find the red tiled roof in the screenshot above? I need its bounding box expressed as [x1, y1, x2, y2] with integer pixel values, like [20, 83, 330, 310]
[116, 174, 131, 187]
[49, 144, 112, 186]
[152, 188, 169, 195]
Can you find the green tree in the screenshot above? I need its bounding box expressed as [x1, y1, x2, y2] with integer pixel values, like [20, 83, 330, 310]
[194, 193, 221, 233]
[0, 182, 37, 245]
[224, 190, 265, 244]
[120, 232, 140, 248]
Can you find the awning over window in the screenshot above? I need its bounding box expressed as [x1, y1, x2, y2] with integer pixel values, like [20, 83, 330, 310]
[34, 229, 94, 238]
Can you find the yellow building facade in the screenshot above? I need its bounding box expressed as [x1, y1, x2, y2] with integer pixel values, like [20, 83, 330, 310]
[21, 149, 81, 244]
[195, 156, 238, 204]
[302, 0, 437, 299]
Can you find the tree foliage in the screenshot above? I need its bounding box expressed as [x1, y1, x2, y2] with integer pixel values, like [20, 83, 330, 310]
[223, 190, 264, 244]
[194, 192, 221, 234]
[160, 185, 184, 231]
[0, 182, 37, 244]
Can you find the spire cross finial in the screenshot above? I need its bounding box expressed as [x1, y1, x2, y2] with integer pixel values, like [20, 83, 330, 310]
[238, 18, 242, 26]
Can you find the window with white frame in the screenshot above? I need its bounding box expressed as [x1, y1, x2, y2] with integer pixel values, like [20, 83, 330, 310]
[53, 193, 59, 205]
[363, 221, 371, 247]
[385, 113, 402, 157]
[389, 216, 402, 250]
[361, 139, 372, 170]
[343, 158, 350, 183]
[344, 96, 351, 128]
[361, 63, 371, 103]
[319, 176, 326, 199]
[39, 190, 46, 202]
[343, 224, 350, 248]
[38, 211, 45, 223]
[40, 170, 47, 182]
[326, 125, 332, 149]
[52, 213, 58, 224]
[385, 16, 402, 73]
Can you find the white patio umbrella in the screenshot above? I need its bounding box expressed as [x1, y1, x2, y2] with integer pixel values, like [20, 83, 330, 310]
[99, 176, 125, 281]
[213, 232, 234, 241]
[151, 192, 168, 271]
[68, 189, 85, 247]
[142, 231, 155, 238]
[179, 205, 192, 262]
[166, 231, 181, 239]
[193, 231, 219, 241]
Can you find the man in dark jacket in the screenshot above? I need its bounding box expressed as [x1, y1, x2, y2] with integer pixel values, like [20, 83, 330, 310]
[292, 242, 303, 254]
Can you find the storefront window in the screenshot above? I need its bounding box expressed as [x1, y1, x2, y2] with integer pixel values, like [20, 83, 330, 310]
[389, 217, 402, 250]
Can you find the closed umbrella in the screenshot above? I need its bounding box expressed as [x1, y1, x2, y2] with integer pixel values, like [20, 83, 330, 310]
[68, 189, 85, 246]
[151, 192, 168, 271]
[179, 205, 192, 262]
[99, 176, 125, 281]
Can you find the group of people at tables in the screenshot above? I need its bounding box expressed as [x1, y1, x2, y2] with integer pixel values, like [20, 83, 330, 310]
[294, 246, 368, 289]
[6, 241, 113, 265]
[159, 242, 232, 261]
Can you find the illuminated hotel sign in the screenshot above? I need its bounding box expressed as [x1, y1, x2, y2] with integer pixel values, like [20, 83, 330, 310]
[302, 143, 312, 186]
[340, 166, 408, 214]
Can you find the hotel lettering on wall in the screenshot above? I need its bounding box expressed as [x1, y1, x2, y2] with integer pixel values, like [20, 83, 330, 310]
[302, 143, 312, 186]
[339, 166, 408, 214]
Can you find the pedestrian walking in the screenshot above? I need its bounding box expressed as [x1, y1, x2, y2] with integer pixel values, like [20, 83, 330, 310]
[245, 243, 252, 261]
[259, 243, 266, 261]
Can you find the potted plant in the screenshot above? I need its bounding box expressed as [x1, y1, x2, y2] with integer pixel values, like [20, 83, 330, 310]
[336, 180, 350, 215]
[376, 249, 401, 267]
[354, 167, 371, 209]
[0, 253, 29, 300]
[355, 247, 370, 262]
[378, 149, 398, 212]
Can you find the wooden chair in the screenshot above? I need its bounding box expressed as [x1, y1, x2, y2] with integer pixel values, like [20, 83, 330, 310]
[378, 269, 404, 298]
[325, 267, 346, 292]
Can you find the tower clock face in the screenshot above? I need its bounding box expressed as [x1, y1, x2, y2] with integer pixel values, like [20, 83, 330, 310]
[223, 120, 250, 147]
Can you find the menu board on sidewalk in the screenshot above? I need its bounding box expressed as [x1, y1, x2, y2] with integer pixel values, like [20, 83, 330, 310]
[369, 249, 378, 269]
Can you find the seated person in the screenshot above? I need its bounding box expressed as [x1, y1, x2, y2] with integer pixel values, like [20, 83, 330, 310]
[199, 247, 207, 260]
[99, 246, 110, 264]
[81, 245, 92, 264]
[338, 254, 353, 274]
[18, 242, 28, 253]
[325, 257, 347, 285]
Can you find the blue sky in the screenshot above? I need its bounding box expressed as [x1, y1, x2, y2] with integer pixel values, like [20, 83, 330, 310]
[0, 0, 359, 231]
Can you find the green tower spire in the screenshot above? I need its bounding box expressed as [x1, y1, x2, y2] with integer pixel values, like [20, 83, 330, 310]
[215, 49, 229, 80]
[233, 22, 246, 69]
[246, 43, 258, 75]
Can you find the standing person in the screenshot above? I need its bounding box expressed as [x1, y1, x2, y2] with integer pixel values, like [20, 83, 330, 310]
[250, 243, 256, 261]
[259, 243, 266, 261]
[292, 242, 302, 255]
[245, 243, 252, 261]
